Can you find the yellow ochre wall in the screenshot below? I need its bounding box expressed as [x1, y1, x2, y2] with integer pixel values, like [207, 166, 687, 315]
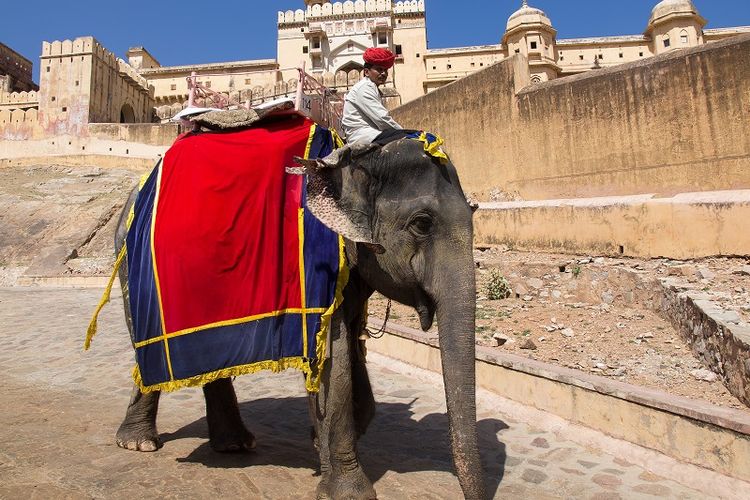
[392, 34, 750, 201]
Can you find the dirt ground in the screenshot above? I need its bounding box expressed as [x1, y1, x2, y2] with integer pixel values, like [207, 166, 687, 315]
[368, 248, 750, 411]
[0, 163, 139, 285]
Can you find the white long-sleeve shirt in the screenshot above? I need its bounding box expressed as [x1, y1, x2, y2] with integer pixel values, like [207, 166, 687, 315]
[342, 77, 402, 144]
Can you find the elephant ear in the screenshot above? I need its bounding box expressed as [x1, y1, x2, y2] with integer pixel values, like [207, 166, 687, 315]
[292, 143, 385, 253]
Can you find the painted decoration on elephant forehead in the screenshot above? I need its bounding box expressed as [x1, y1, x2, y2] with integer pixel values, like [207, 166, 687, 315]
[123, 117, 345, 394]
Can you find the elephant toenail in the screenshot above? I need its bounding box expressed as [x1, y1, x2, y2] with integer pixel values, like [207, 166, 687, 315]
[139, 441, 157, 452]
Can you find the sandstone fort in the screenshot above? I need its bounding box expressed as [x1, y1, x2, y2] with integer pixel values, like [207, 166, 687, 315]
[1, 0, 748, 134]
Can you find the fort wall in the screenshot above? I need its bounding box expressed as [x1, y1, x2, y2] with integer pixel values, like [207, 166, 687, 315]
[37, 37, 154, 136]
[0, 122, 179, 163]
[0, 90, 39, 110]
[392, 33, 750, 201]
[0, 42, 38, 92]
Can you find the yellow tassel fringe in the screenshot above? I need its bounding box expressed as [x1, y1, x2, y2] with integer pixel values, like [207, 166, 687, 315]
[133, 356, 309, 394]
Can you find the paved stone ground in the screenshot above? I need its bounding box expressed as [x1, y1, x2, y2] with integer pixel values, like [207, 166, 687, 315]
[0, 287, 715, 499]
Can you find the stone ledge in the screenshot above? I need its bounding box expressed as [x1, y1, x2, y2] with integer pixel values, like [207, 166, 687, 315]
[474, 190, 750, 259]
[367, 318, 750, 482]
[0, 155, 157, 171]
[16, 275, 114, 288]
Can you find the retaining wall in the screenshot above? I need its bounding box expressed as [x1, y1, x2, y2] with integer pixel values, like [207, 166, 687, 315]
[367, 322, 750, 485]
[660, 278, 750, 407]
[392, 34, 750, 201]
[473, 190, 750, 259]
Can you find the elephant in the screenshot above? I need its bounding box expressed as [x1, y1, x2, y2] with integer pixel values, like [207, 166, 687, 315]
[112, 137, 485, 499]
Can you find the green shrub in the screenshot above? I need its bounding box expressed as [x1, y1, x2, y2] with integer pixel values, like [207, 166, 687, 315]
[485, 269, 512, 300]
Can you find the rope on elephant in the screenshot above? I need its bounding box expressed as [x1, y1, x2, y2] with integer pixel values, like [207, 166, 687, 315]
[366, 299, 391, 339]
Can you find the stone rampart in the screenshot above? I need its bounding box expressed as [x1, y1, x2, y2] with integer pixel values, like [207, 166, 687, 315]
[86, 123, 179, 147]
[392, 33, 750, 201]
[0, 108, 41, 140]
[0, 122, 178, 160]
[278, 0, 424, 25]
[0, 42, 37, 92]
[0, 90, 39, 107]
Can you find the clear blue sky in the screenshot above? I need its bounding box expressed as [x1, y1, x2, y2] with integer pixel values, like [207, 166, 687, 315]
[4, 1, 749, 82]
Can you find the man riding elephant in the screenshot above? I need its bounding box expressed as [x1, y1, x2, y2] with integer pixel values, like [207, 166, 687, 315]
[342, 48, 418, 146]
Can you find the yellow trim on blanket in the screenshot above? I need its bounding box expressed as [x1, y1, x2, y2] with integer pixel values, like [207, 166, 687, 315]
[298, 208, 309, 360]
[149, 163, 175, 382]
[298, 123, 316, 361]
[331, 128, 345, 149]
[133, 356, 309, 394]
[304, 123, 316, 159]
[132, 307, 328, 348]
[306, 235, 349, 392]
[126, 163, 158, 231]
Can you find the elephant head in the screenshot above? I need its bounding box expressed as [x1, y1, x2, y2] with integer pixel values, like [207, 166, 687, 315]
[296, 138, 485, 499]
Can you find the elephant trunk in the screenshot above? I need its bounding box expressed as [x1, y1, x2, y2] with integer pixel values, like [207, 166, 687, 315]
[434, 242, 485, 499]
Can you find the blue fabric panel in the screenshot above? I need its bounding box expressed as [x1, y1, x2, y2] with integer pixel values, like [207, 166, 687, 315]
[136, 341, 169, 387]
[309, 125, 335, 160]
[302, 126, 339, 359]
[166, 313, 304, 380]
[303, 210, 340, 309]
[302, 127, 339, 359]
[306, 314, 324, 359]
[303, 126, 339, 310]
[126, 166, 163, 345]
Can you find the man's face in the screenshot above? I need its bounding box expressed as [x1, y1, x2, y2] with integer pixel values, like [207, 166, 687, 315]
[365, 65, 389, 85]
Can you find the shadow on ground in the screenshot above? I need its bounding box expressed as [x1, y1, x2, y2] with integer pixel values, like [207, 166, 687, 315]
[163, 396, 507, 495]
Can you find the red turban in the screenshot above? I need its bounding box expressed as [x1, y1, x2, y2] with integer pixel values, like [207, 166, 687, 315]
[363, 48, 395, 69]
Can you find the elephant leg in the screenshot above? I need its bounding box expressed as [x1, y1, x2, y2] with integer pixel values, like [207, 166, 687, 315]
[308, 389, 321, 452]
[351, 326, 375, 437]
[351, 356, 376, 438]
[315, 315, 376, 500]
[116, 384, 161, 452]
[308, 342, 375, 450]
[203, 378, 256, 452]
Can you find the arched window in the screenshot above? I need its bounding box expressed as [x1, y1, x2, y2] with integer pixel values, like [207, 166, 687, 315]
[680, 30, 689, 45]
[120, 103, 136, 123]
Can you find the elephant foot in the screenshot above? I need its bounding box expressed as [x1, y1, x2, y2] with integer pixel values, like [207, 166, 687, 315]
[203, 378, 255, 453]
[209, 424, 256, 453]
[316, 468, 376, 500]
[115, 421, 161, 452]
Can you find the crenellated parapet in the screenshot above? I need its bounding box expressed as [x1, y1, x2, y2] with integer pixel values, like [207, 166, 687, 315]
[392, 1, 424, 15]
[0, 90, 39, 105]
[0, 107, 39, 127]
[41, 36, 97, 59]
[41, 36, 147, 93]
[278, 0, 423, 25]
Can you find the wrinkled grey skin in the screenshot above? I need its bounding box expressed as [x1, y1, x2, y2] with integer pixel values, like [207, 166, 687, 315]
[114, 138, 484, 499]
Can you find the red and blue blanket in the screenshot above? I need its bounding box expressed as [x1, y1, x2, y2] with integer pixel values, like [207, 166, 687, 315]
[87, 115, 345, 393]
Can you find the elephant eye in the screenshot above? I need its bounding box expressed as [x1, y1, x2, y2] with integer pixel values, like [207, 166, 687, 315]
[408, 213, 434, 237]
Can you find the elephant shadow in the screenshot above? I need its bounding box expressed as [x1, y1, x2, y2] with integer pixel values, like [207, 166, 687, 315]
[163, 396, 508, 495]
